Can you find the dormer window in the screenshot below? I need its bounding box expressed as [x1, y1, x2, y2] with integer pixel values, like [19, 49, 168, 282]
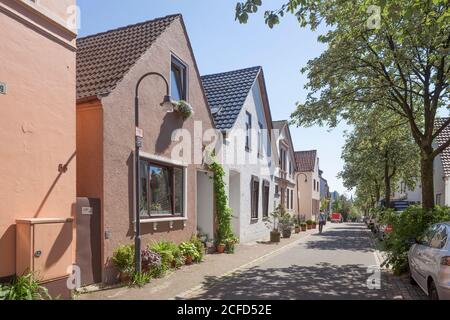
[171, 55, 187, 101]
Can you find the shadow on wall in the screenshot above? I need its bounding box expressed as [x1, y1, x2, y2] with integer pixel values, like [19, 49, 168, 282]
[181, 263, 391, 300]
[155, 112, 184, 154]
[0, 225, 16, 279]
[34, 151, 76, 218]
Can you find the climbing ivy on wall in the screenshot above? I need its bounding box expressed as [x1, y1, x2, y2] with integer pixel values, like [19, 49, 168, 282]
[207, 153, 234, 245]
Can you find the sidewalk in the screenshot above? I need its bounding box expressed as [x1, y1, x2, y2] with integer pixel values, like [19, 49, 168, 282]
[77, 227, 321, 300]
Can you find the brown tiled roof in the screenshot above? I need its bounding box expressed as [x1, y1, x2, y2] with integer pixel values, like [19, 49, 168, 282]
[436, 118, 450, 176]
[295, 150, 317, 172]
[76, 14, 180, 100]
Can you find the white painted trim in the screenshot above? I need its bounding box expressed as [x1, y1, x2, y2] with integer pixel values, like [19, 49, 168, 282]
[140, 217, 188, 224]
[140, 151, 189, 168]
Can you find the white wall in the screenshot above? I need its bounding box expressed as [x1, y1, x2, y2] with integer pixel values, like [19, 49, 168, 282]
[222, 78, 276, 243]
[197, 171, 215, 241]
[434, 154, 446, 205]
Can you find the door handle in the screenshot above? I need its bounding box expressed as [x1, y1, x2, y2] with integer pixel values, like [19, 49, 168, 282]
[34, 250, 42, 258]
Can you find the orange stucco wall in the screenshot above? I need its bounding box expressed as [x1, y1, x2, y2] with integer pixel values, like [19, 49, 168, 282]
[0, 1, 76, 278]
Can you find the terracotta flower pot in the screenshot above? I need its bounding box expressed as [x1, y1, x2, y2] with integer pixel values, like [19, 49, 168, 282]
[307, 224, 312, 230]
[185, 256, 193, 265]
[216, 245, 225, 254]
[301, 226, 307, 232]
[295, 226, 301, 234]
[119, 272, 130, 283]
[312, 223, 317, 229]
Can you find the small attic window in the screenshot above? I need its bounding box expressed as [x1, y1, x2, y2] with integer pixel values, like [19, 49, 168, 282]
[171, 55, 187, 101]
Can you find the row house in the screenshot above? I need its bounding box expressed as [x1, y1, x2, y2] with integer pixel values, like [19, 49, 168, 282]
[76, 15, 216, 284]
[434, 118, 450, 206]
[0, 0, 77, 298]
[272, 121, 298, 216]
[295, 150, 321, 221]
[201, 67, 277, 243]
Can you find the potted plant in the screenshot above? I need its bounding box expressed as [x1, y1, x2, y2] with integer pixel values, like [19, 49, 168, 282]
[264, 205, 285, 243]
[295, 224, 301, 234]
[179, 242, 199, 265]
[216, 242, 226, 254]
[225, 237, 238, 254]
[279, 214, 293, 239]
[173, 100, 194, 119]
[301, 223, 307, 232]
[141, 249, 162, 277]
[306, 220, 313, 230]
[112, 244, 135, 283]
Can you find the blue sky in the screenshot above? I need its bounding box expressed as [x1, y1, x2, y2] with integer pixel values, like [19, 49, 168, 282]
[77, 0, 350, 195]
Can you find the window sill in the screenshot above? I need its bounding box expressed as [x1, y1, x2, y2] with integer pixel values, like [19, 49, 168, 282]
[139, 216, 187, 224]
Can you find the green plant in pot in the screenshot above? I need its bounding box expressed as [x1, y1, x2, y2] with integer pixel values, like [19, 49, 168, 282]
[306, 220, 313, 230]
[312, 220, 317, 229]
[224, 237, 238, 254]
[179, 242, 200, 265]
[264, 204, 286, 243]
[112, 244, 135, 282]
[216, 241, 226, 254]
[294, 224, 301, 234]
[301, 223, 307, 232]
[279, 214, 293, 239]
[173, 100, 194, 119]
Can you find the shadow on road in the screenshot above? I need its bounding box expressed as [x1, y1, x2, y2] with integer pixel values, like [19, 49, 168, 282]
[185, 262, 390, 300]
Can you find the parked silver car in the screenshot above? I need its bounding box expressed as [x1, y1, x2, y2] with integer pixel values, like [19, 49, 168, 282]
[408, 222, 450, 300]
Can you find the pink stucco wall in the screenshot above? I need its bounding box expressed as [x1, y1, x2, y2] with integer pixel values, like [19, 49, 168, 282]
[0, 0, 76, 278]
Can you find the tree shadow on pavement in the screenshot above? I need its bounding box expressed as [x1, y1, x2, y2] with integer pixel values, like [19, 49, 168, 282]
[185, 262, 392, 300]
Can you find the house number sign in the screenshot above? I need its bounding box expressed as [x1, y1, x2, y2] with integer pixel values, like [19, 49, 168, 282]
[82, 207, 93, 215]
[0, 82, 6, 95]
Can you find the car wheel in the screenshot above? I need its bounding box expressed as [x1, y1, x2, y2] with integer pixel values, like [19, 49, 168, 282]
[428, 280, 439, 300]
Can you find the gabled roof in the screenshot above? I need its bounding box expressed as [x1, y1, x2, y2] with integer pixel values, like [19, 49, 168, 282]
[435, 117, 450, 176]
[295, 150, 317, 172]
[201, 66, 261, 130]
[76, 14, 180, 100]
[273, 120, 298, 171]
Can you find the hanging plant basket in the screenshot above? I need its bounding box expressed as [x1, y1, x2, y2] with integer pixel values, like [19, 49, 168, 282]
[173, 100, 194, 119]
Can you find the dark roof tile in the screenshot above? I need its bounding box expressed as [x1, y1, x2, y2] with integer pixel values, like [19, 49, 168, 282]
[436, 118, 450, 176]
[76, 14, 180, 100]
[201, 66, 261, 130]
[295, 150, 317, 172]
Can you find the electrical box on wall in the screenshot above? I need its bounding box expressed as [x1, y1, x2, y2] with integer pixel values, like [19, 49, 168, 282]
[0, 82, 6, 94]
[16, 218, 73, 282]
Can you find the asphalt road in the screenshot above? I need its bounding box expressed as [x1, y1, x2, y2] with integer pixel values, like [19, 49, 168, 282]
[186, 223, 394, 300]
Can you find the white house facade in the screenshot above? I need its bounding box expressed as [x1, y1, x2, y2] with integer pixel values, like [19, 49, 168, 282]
[434, 118, 450, 206]
[202, 67, 277, 243]
[295, 150, 321, 221]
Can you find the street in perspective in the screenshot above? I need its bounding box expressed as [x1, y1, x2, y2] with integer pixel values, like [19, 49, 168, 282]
[1, 0, 449, 306]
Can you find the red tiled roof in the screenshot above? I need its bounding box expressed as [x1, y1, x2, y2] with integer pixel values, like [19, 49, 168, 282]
[436, 118, 450, 176]
[295, 150, 317, 172]
[76, 14, 180, 100]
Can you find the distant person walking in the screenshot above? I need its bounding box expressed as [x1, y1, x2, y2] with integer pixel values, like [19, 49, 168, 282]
[318, 211, 327, 234]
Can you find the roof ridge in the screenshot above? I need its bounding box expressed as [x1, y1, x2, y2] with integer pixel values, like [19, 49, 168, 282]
[201, 66, 261, 78]
[295, 150, 317, 153]
[77, 14, 181, 41]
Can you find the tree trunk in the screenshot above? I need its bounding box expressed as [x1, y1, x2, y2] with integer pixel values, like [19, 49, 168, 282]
[421, 154, 435, 211]
[384, 153, 391, 209]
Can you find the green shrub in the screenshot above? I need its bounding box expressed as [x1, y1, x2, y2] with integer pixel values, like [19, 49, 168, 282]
[179, 242, 200, 262]
[0, 273, 51, 300]
[149, 240, 182, 269]
[306, 220, 313, 226]
[112, 244, 135, 275]
[381, 206, 450, 275]
[129, 272, 152, 288]
[190, 235, 205, 262]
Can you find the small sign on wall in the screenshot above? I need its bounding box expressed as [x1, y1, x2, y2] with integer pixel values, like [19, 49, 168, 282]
[82, 207, 93, 215]
[0, 82, 6, 95]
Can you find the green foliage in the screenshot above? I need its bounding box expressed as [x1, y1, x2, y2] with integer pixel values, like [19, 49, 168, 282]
[224, 237, 239, 254]
[190, 235, 205, 262]
[149, 240, 183, 269]
[179, 242, 201, 262]
[129, 272, 152, 288]
[306, 220, 313, 225]
[264, 204, 286, 231]
[207, 154, 235, 244]
[381, 206, 450, 275]
[0, 273, 51, 300]
[236, 0, 450, 210]
[112, 244, 135, 275]
[175, 100, 194, 119]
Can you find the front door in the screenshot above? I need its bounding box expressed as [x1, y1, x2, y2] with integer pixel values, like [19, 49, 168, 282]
[76, 198, 102, 286]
